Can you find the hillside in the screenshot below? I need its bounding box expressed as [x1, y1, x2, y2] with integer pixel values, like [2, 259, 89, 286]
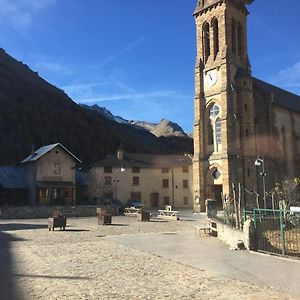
[0, 48, 193, 166]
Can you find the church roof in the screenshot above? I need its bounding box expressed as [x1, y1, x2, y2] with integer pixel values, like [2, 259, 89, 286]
[252, 77, 300, 113]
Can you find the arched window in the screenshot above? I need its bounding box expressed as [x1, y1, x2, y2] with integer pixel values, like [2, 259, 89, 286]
[231, 19, 236, 55]
[237, 22, 243, 57]
[208, 104, 222, 151]
[215, 118, 222, 144]
[209, 104, 220, 117]
[212, 18, 219, 59]
[202, 22, 210, 63]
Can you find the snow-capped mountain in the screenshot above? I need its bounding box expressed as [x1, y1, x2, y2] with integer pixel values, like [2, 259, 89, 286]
[80, 104, 190, 138]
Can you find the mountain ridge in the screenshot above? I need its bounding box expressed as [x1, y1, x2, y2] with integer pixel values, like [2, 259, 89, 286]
[80, 103, 190, 138]
[0, 48, 193, 166]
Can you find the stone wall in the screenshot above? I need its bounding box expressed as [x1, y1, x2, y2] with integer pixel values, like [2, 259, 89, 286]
[212, 218, 254, 250]
[0, 205, 99, 219]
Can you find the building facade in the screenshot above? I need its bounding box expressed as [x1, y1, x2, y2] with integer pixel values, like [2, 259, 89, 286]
[21, 143, 81, 205]
[89, 149, 193, 209]
[193, 0, 300, 210]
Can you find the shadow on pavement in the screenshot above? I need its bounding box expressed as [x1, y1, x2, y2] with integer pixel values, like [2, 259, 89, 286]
[0, 231, 25, 300]
[0, 223, 48, 231]
[13, 273, 90, 280]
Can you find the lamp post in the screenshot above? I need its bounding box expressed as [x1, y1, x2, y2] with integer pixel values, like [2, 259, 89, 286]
[255, 157, 267, 209]
[113, 167, 125, 199]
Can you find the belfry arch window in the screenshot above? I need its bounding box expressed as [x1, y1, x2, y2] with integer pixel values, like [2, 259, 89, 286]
[231, 19, 236, 55]
[212, 18, 219, 59]
[237, 22, 243, 57]
[209, 104, 222, 151]
[202, 22, 210, 63]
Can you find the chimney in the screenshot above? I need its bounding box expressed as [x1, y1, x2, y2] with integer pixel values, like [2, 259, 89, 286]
[117, 144, 125, 160]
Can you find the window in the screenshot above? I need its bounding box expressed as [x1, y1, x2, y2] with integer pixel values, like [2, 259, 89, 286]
[161, 168, 169, 174]
[183, 180, 188, 188]
[132, 167, 140, 173]
[202, 22, 210, 63]
[215, 118, 222, 144]
[53, 163, 61, 175]
[162, 179, 169, 188]
[164, 196, 170, 205]
[104, 176, 112, 185]
[208, 104, 222, 150]
[209, 104, 220, 117]
[247, 168, 250, 177]
[212, 169, 221, 180]
[104, 166, 112, 173]
[232, 19, 236, 55]
[182, 166, 189, 173]
[244, 103, 248, 111]
[245, 128, 249, 137]
[184, 197, 189, 205]
[132, 176, 140, 186]
[212, 18, 219, 58]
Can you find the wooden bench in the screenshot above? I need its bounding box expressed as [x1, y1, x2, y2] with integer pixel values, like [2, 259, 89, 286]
[124, 207, 141, 216]
[157, 209, 179, 220]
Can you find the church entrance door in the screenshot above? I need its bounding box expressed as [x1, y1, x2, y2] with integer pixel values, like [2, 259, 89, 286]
[212, 185, 223, 208]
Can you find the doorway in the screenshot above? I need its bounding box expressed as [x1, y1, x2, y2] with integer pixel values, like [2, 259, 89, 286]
[150, 193, 159, 208]
[212, 185, 223, 208]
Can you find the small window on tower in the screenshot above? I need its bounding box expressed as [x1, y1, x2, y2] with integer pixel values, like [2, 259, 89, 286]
[212, 169, 221, 180]
[209, 104, 220, 118]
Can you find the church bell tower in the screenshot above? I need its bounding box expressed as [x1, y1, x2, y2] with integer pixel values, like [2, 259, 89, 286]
[193, 0, 257, 211]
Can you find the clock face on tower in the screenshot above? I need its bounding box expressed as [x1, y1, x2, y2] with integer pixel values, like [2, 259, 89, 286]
[205, 70, 218, 86]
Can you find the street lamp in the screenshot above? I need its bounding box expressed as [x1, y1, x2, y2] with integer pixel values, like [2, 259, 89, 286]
[113, 167, 125, 199]
[255, 157, 267, 209]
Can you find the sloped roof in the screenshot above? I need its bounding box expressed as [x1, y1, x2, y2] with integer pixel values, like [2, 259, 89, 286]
[0, 166, 27, 189]
[92, 153, 193, 169]
[21, 143, 81, 164]
[253, 77, 300, 113]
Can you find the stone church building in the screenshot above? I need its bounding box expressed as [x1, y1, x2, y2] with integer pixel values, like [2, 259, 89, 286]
[193, 0, 300, 210]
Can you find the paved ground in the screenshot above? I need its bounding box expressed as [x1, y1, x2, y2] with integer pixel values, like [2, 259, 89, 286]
[0, 214, 298, 299]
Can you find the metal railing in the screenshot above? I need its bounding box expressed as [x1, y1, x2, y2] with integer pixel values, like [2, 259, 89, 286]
[249, 208, 300, 258]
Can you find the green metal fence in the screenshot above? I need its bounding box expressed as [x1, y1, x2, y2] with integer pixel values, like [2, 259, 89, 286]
[248, 208, 300, 258]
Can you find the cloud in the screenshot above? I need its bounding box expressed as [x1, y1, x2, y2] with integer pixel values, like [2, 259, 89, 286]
[0, 0, 57, 27]
[99, 37, 145, 67]
[271, 61, 300, 90]
[77, 90, 188, 104]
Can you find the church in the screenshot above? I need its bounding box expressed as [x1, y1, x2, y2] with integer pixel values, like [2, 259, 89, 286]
[192, 0, 300, 210]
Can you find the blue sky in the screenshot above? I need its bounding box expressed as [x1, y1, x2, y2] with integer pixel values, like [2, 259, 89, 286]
[1, 0, 300, 133]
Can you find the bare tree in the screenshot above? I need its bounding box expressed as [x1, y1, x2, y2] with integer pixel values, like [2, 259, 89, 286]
[272, 178, 300, 209]
[88, 169, 110, 203]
